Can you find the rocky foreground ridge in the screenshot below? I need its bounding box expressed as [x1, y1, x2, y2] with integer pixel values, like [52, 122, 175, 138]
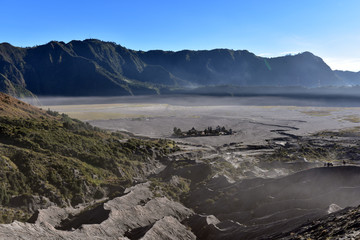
[0, 183, 195, 240]
[2, 167, 360, 240]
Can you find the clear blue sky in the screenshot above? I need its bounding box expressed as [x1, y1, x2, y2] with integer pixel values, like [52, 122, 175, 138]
[1, 0, 360, 71]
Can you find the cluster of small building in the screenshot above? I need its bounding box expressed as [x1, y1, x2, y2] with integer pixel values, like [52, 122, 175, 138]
[173, 126, 233, 137]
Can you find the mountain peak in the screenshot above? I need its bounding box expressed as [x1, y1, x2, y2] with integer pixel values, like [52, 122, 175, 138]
[300, 51, 315, 56]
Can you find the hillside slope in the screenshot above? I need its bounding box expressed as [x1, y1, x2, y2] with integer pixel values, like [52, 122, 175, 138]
[0, 92, 177, 222]
[0, 39, 351, 97]
[335, 70, 360, 86]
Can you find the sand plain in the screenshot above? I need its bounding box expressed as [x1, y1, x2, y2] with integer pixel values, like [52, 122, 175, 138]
[40, 96, 360, 147]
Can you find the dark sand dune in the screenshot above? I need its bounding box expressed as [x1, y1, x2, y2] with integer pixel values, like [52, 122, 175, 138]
[186, 166, 360, 239]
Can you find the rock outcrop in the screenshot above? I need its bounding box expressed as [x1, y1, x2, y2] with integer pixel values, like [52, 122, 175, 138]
[140, 216, 196, 240]
[0, 183, 194, 240]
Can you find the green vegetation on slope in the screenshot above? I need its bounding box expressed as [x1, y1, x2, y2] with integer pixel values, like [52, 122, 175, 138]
[0, 93, 178, 223]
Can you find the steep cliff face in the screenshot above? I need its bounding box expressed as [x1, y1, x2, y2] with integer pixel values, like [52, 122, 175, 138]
[0, 39, 349, 97]
[139, 49, 341, 87]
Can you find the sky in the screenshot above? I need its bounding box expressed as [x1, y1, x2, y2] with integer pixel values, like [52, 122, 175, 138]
[1, 0, 360, 71]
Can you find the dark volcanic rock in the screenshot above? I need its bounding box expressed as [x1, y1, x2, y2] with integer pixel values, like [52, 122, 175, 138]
[185, 166, 360, 239]
[274, 205, 360, 239]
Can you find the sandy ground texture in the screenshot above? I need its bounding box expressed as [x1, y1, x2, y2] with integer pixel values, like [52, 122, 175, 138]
[40, 96, 360, 147]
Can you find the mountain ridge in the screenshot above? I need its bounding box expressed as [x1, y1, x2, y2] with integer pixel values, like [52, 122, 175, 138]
[1, 39, 359, 97]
